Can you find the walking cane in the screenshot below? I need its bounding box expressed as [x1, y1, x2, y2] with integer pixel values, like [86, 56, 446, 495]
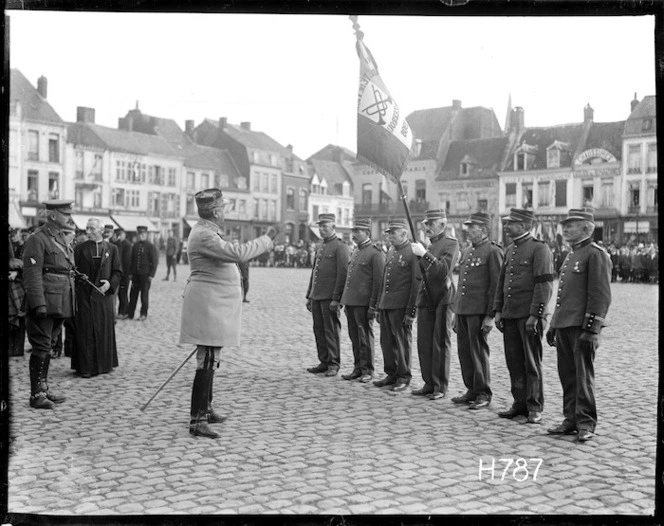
[140, 346, 198, 411]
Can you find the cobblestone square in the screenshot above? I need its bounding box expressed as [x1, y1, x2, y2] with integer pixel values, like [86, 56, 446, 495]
[6, 264, 658, 517]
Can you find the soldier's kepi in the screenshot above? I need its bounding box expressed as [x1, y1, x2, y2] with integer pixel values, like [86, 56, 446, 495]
[22, 200, 77, 409]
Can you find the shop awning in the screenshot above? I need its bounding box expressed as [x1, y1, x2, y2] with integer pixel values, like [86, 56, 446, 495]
[623, 220, 650, 234]
[70, 213, 115, 230]
[309, 225, 322, 239]
[111, 214, 159, 233]
[9, 201, 27, 229]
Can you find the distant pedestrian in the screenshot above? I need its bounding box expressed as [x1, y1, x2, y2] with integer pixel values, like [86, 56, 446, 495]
[163, 230, 178, 281]
[410, 209, 459, 400]
[373, 219, 420, 392]
[305, 213, 351, 377]
[179, 188, 277, 439]
[546, 209, 612, 442]
[451, 212, 503, 409]
[127, 226, 158, 321]
[340, 218, 385, 383]
[494, 208, 554, 425]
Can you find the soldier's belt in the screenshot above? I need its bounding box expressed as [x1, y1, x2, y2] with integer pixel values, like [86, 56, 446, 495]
[43, 267, 75, 277]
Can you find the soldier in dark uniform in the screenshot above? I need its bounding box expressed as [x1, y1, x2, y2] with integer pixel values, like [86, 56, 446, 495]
[340, 218, 385, 383]
[374, 219, 420, 392]
[305, 213, 351, 377]
[545, 209, 612, 442]
[451, 212, 504, 409]
[113, 227, 133, 319]
[494, 208, 554, 424]
[127, 226, 159, 321]
[409, 209, 459, 400]
[22, 200, 76, 409]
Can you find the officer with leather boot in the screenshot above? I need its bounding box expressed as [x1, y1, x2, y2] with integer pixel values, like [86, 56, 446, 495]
[22, 200, 77, 409]
[180, 188, 277, 438]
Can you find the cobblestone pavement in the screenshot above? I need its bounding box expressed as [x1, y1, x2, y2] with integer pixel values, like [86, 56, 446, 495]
[6, 263, 658, 518]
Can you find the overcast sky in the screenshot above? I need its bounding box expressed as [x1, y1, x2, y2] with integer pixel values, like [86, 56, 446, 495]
[8, 11, 656, 160]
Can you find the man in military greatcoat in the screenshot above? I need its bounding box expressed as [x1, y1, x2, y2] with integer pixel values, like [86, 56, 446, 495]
[374, 219, 420, 392]
[180, 188, 277, 439]
[112, 227, 133, 319]
[545, 209, 612, 442]
[126, 226, 159, 321]
[22, 200, 76, 409]
[410, 209, 460, 400]
[340, 218, 385, 383]
[451, 212, 503, 409]
[494, 208, 554, 424]
[305, 213, 351, 377]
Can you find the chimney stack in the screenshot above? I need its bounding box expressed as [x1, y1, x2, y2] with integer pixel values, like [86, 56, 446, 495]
[584, 103, 594, 123]
[118, 115, 133, 132]
[631, 92, 639, 112]
[37, 76, 48, 99]
[185, 120, 194, 134]
[76, 107, 96, 124]
[512, 107, 525, 131]
[218, 117, 227, 129]
[452, 99, 462, 110]
[240, 121, 251, 131]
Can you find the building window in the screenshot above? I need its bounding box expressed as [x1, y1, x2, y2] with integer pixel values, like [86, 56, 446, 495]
[522, 183, 533, 208]
[460, 163, 469, 176]
[91, 154, 103, 181]
[286, 187, 295, 210]
[628, 145, 642, 174]
[113, 188, 126, 207]
[76, 152, 85, 179]
[600, 181, 614, 208]
[260, 173, 268, 193]
[116, 160, 126, 181]
[238, 200, 246, 216]
[477, 198, 488, 211]
[516, 153, 526, 171]
[642, 118, 653, 132]
[28, 130, 39, 161]
[555, 180, 567, 207]
[237, 177, 247, 190]
[216, 173, 229, 187]
[150, 193, 160, 215]
[547, 149, 560, 169]
[187, 172, 195, 189]
[201, 173, 209, 188]
[252, 173, 260, 192]
[647, 184, 657, 212]
[647, 143, 657, 173]
[261, 199, 268, 220]
[299, 189, 307, 211]
[583, 184, 594, 208]
[312, 205, 319, 219]
[362, 183, 372, 206]
[320, 181, 328, 196]
[93, 187, 102, 209]
[629, 183, 640, 213]
[125, 189, 140, 209]
[415, 179, 426, 201]
[270, 200, 277, 221]
[537, 181, 550, 207]
[27, 170, 38, 201]
[505, 183, 516, 207]
[48, 172, 59, 199]
[48, 134, 59, 163]
[168, 168, 176, 187]
[270, 174, 278, 194]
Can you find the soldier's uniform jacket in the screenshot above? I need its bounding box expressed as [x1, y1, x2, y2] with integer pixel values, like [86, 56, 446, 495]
[416, 232, 459, 308]
[453, 238, 504, 317]
[112, 238, 133, 273]
[377, 239, 421, 317]
[129, 239, 159, 277]
[550, 237, 612, 334]
[340, 239, 385, 308]
[22, 222, 76, 318]
[306, 234, 351, 301]
[493, 232, 554, 319]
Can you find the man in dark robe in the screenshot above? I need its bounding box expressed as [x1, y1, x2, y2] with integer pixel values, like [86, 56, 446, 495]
[72, 218, 122, 378]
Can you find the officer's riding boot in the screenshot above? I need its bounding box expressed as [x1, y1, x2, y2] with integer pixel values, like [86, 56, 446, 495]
[29, 354, 54, 410]
[43, 354, 66, 404]
[189, 370, 219, 439]
[207, 370, 227, 424]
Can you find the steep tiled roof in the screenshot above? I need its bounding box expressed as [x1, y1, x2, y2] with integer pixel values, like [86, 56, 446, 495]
[437, 137, 510, 181]
[73, 123, 181, 157]
[184, 145, 241, 182]
[624, 95, 656, 136]
[10, 69, 64, 124]
[584, 121, 625, 160]
[204, 120, 300, 160]
[308, 144, 357, 162]
[407, 107, 454, 142]
[67, 122, 108, 150]
[507, 124, 585, 170]
[309, 159, 353, 195]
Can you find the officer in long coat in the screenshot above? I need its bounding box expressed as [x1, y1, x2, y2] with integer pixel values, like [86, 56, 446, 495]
[22, 200, 76, 409]
[305, 213, 351, 377]
[340, 218, 385, 383]
[451, 212, 503, 409]
[374, 219, 420, 392]
[126, 226, 159, 321]
[180, 188, 277, 439]
[546, 209, 612, 442]
[410, 209, 460, 400]
[494, 208, 554, 424]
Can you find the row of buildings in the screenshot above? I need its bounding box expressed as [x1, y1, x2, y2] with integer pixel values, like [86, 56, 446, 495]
[8, 68, 658, 246]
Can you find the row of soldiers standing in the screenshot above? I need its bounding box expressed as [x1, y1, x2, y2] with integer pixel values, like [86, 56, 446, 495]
[305, 206, 612, 442]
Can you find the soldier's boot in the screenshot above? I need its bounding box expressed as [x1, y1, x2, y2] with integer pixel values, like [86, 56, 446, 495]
[29, 354, 54, 410]
[43, 354, 66, 404]
[189, 370, 219, 439]
[207, 371, 227, 424]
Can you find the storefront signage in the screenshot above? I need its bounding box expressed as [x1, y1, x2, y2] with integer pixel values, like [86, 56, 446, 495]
[574, 166, 620, 178]
[574, 148, 617, 165]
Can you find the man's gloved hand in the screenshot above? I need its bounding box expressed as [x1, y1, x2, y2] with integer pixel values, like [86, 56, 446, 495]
[495, 312, 504, 333]
[367, 306, 378, 321]
[305, 299, 312, 312]
[147, 276, 153, 283]
[579, 331, 600, 351]
[329, 300, 341, 312]
[546, 328, 557, 347]
[8, 271, 18, 281]
[99, 279, 111, 294]
[402, 314, 415, 328]
[526, 315, 540, 337]
[266, 225, 281, 240]
[481, 316, 494, 335]
[410, 242, 426, 258]
[33, 305, 47, 319]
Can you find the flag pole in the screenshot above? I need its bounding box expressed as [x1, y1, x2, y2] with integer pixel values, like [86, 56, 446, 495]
[397, 180, 418, 243]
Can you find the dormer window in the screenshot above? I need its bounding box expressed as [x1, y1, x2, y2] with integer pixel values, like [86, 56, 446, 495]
[516, 153, 527, 171]
[546, 141, 571, 169]
[643, 118, 653, 132]
[514, 143, 538, 171]
[461, 162, 470, 176]
[547, 149, 560, 169]
[460, 154, 474, 177]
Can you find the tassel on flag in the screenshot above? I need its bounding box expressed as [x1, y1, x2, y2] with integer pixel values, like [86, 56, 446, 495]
[352, 17, 413, 184]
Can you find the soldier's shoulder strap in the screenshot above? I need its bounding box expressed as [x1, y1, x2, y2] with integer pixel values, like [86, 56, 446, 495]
[491, 241, 503, 249]
[591, 242, 608, 253]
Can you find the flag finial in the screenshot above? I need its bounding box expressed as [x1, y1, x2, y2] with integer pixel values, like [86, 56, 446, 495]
[349, 15, 364, 41]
